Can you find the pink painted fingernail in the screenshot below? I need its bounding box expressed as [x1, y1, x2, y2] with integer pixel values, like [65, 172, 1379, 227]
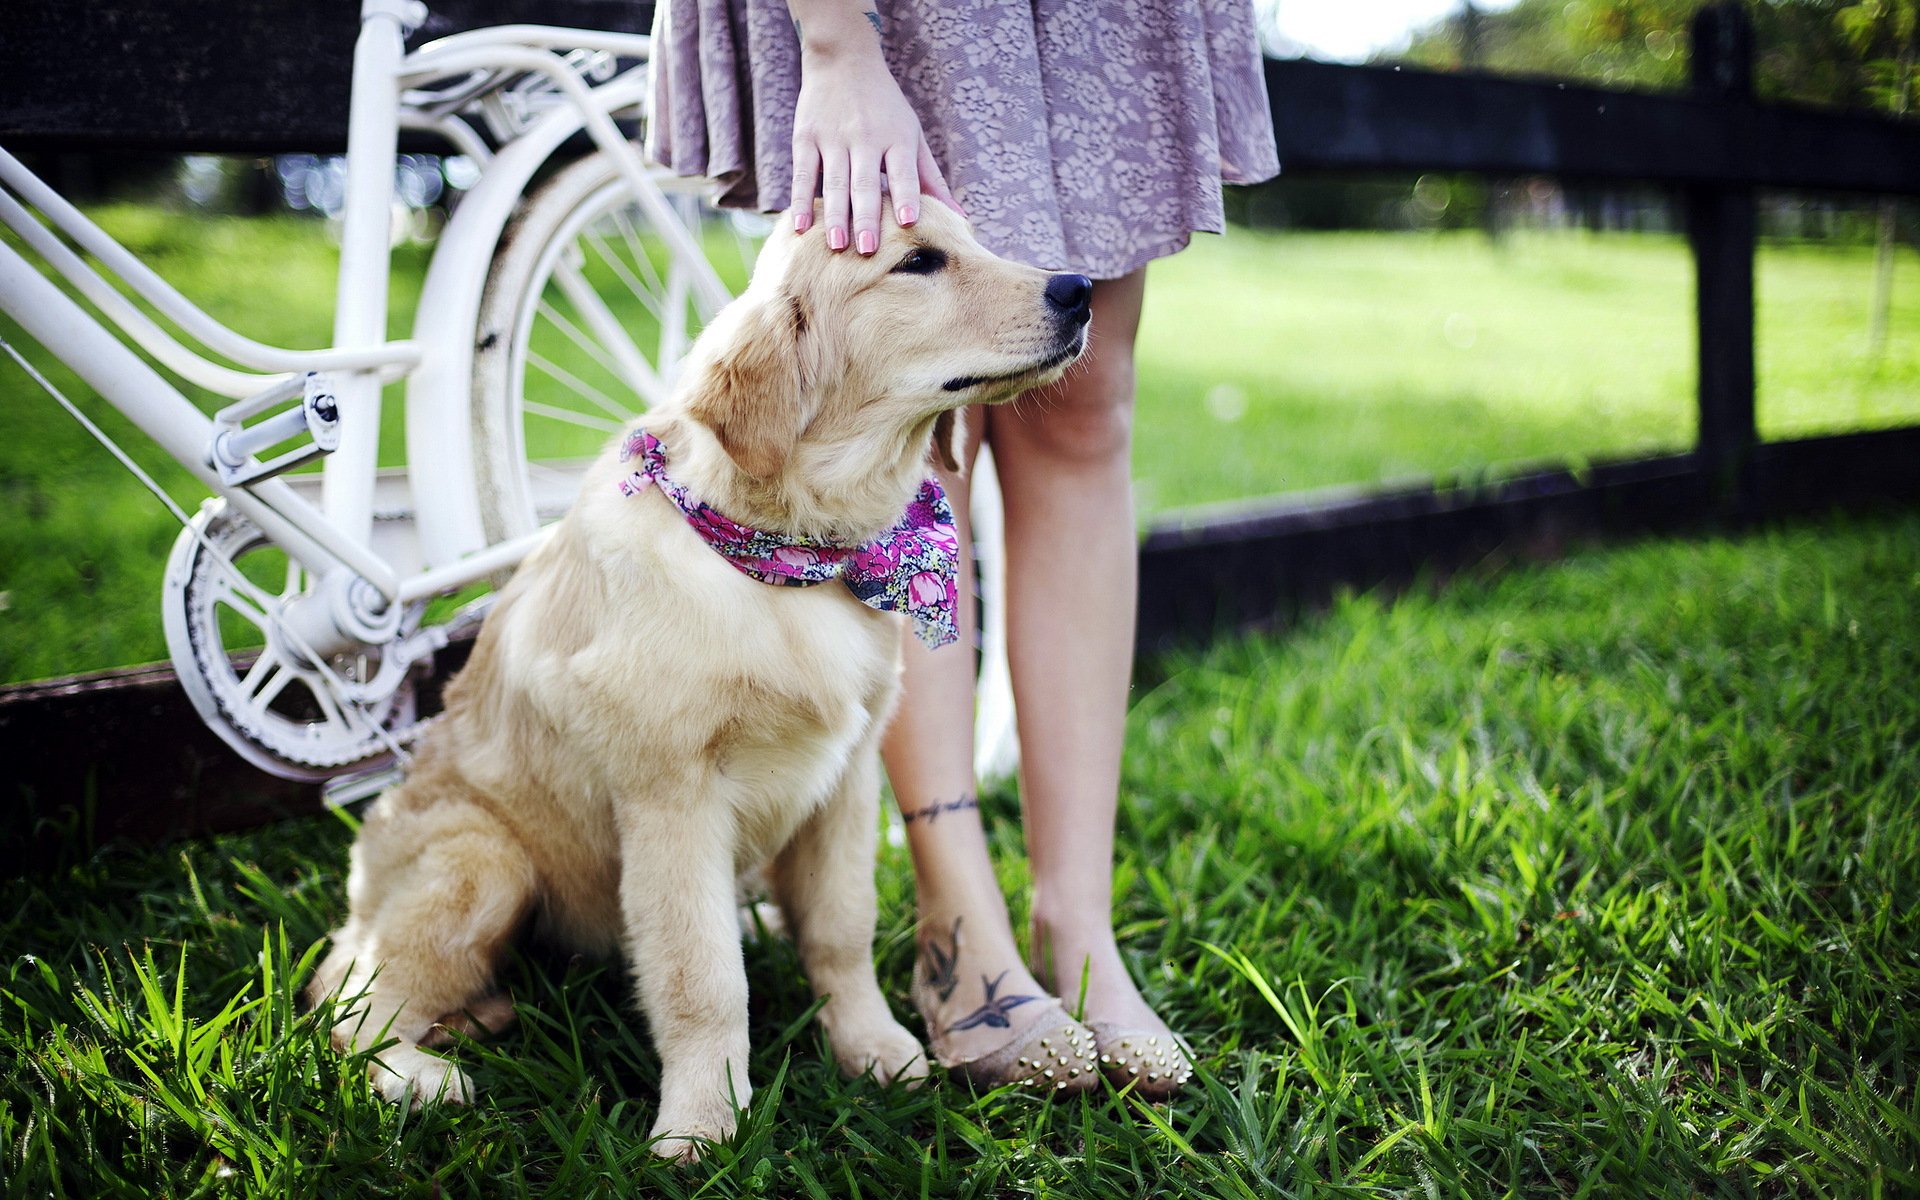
[794, 209, 812, 233]
[828, 226, 848, 251]
[897, 202, 918, 226]
[857, 229, 877, 255]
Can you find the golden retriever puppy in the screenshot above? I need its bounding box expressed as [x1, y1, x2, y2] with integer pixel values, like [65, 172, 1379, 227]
[309, 198, 1092, 1160]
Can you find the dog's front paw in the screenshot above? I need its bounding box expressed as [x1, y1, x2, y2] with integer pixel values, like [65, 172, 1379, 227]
[370, 1045, 475, 1109]
[832, 1021, 928, 1087]
[649, 1092, 743, 1163]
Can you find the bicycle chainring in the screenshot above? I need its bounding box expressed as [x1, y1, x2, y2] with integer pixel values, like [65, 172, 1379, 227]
[161, 501, 419, 782]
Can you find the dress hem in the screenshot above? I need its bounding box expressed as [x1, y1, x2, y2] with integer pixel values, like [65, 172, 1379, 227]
[650, 161, 1278, 279]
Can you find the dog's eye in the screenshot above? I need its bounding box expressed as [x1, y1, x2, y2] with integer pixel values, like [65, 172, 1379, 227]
[890, 247, 948, 276]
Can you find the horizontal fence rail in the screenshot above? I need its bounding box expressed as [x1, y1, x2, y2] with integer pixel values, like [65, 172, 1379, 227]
[1263, 57, 1920, 196]
[0, 1, 655, 154]
[4, 2, 1919, 852]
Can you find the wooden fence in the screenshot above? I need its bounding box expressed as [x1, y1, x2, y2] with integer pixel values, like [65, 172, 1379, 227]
[3, 3, 1918, 850]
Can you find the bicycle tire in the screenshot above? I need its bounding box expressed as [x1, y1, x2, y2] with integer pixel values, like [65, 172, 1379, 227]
[468, 151, 760, 544]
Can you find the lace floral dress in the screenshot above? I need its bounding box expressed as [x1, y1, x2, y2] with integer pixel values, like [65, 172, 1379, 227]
[646, 0, 1281, 279]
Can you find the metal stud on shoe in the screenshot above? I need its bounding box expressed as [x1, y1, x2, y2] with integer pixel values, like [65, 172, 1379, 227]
[1087, 1021, 1197, 1099]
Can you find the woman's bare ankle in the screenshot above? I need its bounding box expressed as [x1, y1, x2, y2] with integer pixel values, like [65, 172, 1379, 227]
[1030, 913, 1172, 1034]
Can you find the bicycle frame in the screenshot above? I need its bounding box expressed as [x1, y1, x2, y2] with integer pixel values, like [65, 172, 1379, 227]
[0, 0, 727, 637]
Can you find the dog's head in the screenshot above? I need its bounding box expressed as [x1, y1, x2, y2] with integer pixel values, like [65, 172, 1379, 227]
[674, 200, 1091, 488]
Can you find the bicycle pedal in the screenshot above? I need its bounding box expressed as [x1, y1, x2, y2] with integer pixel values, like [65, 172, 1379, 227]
[322, 761, 408, 808]
[208, 372, 341, 488]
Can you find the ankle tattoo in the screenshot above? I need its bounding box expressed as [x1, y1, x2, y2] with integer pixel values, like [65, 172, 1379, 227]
[920, 916, 962, 1003]
[949, 971, 1039, 1032]
[901, 792, 978, 826]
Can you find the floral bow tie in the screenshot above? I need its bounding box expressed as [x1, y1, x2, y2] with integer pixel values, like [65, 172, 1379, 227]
[617, 430, 960, 649]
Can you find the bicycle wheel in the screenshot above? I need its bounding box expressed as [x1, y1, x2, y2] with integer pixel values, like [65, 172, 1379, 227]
[469, 151, 761, 543]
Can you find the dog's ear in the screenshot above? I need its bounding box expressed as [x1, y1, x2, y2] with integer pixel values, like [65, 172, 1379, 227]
[931, 408, 962, 475]
[687, 295, 811, 479]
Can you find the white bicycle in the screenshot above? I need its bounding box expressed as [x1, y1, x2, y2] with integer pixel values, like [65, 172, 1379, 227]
[0, 0, 761, 794]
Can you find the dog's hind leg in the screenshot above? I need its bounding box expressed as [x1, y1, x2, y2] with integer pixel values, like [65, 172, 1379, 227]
[770, 745, 928, 1086]
[314, 797, 536, 1108]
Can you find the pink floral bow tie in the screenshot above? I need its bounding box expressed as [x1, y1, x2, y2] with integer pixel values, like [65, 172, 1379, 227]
[617, 430, 960, 649]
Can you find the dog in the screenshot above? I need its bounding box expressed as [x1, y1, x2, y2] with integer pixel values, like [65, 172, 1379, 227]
[308, 197, 1093, 1160]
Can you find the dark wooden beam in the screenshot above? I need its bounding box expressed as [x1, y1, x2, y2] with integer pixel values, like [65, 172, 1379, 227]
[1133, 427, 1920, 653]
[0, 1, 654, 154]
[2, 664, 326, 868]
[1137, 456, 1703, 651]
[1263, 55, 1920, 196]
[1, 638, 473, 870]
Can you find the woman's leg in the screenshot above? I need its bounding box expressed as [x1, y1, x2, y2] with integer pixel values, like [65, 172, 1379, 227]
[881, 412, 1060, 1066]
[987, 268, 1172, 1038]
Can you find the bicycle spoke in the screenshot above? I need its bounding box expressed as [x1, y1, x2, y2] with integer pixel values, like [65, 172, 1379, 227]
[549, 265, 666, 407]
[584, 227, 667, 323]
[212, 582, 270, 632]
[237, 653, 276, 698]
[723, 223, 763, 276]
[251, 664, 293, 709]
[308, 674, 346, 728]
[528, 350, 632, 422]
[473, 155, 755, 587]
[661, 259, 691, 373]
[608, 208, 668, 300]
[533, 291, 630, 384]
[521, 400, 624, 433]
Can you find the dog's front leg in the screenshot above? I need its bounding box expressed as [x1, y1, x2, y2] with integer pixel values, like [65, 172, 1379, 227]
[616, 800, 752, 1163]
[771, 742, 928, 1086]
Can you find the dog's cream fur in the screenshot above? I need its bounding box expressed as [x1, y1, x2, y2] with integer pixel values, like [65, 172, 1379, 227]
[309, 201, 1086, 1159]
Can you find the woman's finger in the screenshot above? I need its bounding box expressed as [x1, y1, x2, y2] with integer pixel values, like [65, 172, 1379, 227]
[917, 139, 963, 217]
[849, 145, 884, 255]
[790, 136, 821, 233]
[883, 142, 919, 227]
[820, 144, 852, 251]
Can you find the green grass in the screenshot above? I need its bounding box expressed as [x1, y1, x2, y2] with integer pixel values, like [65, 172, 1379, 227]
[1135, 228, 1920, 509]
[5, 510, 1917, 1196]
[3, 207, 1917, 682]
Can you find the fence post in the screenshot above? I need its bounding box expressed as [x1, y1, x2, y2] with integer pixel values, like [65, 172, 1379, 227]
[1687, 3, 1758, 514]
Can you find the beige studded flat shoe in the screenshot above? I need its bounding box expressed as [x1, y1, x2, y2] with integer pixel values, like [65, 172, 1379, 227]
[1088, 1021, 1194, 1098]
[911, 960, 1099, 1094]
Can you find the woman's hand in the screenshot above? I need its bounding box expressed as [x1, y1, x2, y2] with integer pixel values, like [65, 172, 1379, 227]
[787, 2, 960, 254]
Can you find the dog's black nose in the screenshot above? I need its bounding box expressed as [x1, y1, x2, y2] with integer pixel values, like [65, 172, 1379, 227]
[1045, 273, 1093, 325]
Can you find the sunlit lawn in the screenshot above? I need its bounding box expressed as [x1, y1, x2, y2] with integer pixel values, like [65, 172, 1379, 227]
[1135, 226, 1920, 510]
[4, 510, 1915, 1196]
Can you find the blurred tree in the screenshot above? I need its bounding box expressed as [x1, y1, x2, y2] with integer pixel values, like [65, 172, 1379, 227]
[1397, 0, 1890, 107]
[1399, 0, 1698, 89]
[1832, 0, 1917, 352]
